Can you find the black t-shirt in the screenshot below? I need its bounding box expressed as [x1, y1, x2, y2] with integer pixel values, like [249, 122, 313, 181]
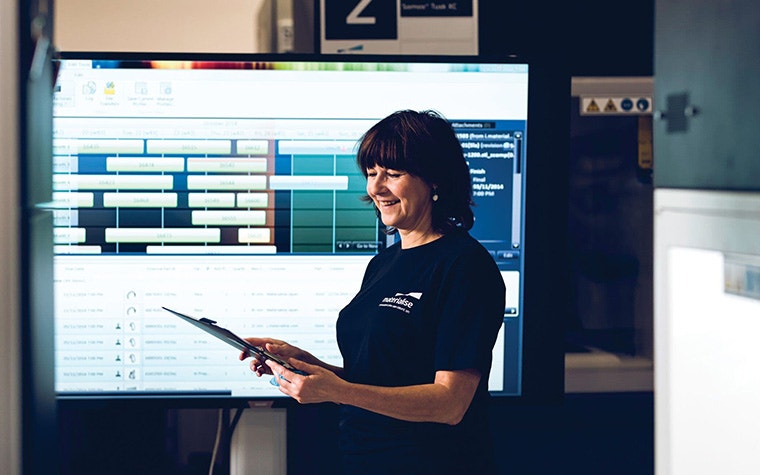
[336, 230, 506, 474]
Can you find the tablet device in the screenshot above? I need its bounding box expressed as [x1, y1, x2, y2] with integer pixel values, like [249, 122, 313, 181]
[161, 306, 307, 376]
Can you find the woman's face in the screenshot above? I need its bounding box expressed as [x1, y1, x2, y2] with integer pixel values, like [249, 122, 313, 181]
[365, 165, 433, 234]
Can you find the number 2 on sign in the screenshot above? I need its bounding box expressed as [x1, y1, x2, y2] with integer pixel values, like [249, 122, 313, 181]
[347, 0, 375, 25]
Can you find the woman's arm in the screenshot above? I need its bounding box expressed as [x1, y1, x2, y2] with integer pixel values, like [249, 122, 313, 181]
[267, 358, 481, 426]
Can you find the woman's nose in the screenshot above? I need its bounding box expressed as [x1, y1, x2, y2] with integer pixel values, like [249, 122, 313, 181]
[367, 176, 386, 194]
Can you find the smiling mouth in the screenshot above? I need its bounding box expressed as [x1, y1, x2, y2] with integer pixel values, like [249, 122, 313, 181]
[378, 200, 400, 207]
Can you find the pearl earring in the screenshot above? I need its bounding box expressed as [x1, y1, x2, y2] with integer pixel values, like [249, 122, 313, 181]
[432, 190, 439, 202]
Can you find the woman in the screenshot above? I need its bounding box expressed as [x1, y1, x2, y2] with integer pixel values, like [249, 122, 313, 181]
[241, 109, 505, 474]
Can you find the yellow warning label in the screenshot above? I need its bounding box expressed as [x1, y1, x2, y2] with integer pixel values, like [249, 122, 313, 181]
[581, 96, 653, 115]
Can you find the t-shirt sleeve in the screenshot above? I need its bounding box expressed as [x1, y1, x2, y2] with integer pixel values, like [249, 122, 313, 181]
[432, 248, 506, 374]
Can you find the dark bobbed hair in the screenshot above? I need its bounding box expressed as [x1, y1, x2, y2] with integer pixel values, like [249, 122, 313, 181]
[356, 109, 474, 234]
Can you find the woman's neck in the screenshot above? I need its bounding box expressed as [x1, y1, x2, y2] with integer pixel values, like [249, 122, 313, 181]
[398, 228, 443, 249]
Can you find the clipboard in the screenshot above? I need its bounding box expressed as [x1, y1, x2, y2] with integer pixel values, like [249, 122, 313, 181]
[161, 306, 306, 376]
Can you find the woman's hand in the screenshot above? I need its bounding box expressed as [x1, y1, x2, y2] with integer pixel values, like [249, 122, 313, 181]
[238, 337, 306, 377]
[265, 358, 346, 404]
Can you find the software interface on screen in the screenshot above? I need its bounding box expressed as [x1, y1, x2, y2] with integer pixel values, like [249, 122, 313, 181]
[52, 58, 528, 399]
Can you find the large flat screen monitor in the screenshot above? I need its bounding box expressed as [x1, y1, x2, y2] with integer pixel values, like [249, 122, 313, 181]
[51, 53, 565, 403]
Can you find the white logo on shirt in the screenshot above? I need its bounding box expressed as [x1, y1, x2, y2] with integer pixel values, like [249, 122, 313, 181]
[379, 292, 422, 314]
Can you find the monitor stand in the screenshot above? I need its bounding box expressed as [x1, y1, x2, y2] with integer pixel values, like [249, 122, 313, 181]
[230, 403, 287, 474]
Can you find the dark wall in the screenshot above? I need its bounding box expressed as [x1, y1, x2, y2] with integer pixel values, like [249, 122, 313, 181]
[480, 0, 654, 77]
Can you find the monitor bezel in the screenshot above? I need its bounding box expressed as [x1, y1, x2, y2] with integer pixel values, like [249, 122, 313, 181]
[52, 51, 567, 408]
